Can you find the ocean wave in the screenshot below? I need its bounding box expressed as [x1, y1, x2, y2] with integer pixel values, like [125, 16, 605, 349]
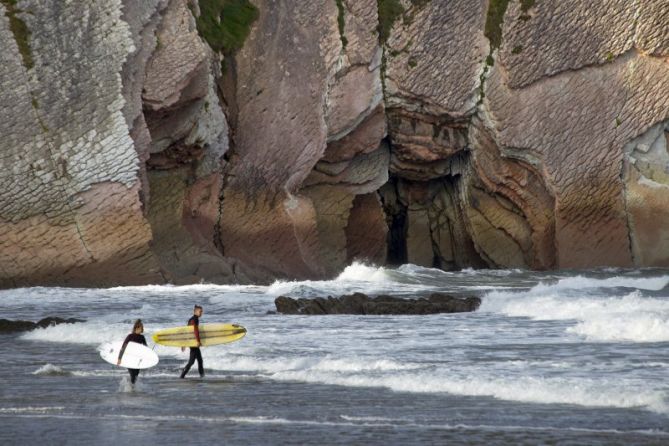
[21, 321, 132, 345]
[568, 313, 669, 343]
[264, 369, 667, 413]
[265, 262, 437, 297]
[482, 288, 669, 342]
[200, 353, 668, 413]
[335, 262, 392, 282]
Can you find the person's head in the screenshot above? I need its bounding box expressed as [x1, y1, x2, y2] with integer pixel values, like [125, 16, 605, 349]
[133, 319, 144, 334]
[194, 305, 203, 317]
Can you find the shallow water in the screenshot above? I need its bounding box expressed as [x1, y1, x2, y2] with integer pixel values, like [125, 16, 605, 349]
[1, 264, 668, 445]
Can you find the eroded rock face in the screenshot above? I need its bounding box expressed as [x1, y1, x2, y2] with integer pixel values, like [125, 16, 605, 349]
[219, 0, 388, 279]
[380, 0, 669, 270]
[1, 0, 668, 287]
[0, 0, 234, 287]
[0, 0, 163, 287]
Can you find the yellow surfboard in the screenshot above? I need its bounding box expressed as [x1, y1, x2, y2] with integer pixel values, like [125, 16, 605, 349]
[152, 323, 247, 347]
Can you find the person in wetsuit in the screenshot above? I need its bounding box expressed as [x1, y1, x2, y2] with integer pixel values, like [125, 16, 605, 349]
[180, 305, 204, 378]
[117, 319, 147, 384]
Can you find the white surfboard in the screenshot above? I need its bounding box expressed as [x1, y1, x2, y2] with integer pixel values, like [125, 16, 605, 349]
[99, 341, 159, 369]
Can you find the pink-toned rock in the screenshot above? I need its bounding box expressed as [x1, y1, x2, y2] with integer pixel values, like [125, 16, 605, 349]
[142, 0, 209, 110]
[500, 0, 669, 88]
[324, 106, 386, 163]
[483, 51, 669, 268]
[220, 189, 324, 279]
[345, 193, 387, 265]
[326, 64, 382, 140]
[384, 0, 488, 117]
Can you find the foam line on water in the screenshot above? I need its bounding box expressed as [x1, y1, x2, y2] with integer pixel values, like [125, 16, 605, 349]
[266, 369, 667, 413]
[0, 406, 65, 413]
[105, 283, 267, 294]
[540, 275, 669, 291]
[204, 355, 424, 374]
[201, 354, 668, 413]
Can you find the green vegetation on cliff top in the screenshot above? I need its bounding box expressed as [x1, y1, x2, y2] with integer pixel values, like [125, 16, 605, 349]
[377, 0, 404, 43]
[377, 0, 432, 44]
[195, 0, 258, 55]
[335, 0, 347, 49]
[484, 0, 511, 50]
[1, 0, 34, 69]
[485, 0, 536, 50]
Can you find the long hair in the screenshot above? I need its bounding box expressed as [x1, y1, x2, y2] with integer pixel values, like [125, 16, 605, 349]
[133, 319, 143, 333]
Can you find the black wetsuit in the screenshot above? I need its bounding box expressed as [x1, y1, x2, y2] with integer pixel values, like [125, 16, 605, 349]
[180, 315, 204, 378]
[118, 333, 147, 384]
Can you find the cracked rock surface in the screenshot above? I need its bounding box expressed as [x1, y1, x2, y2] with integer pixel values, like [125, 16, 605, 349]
[1, 0, 668, 287]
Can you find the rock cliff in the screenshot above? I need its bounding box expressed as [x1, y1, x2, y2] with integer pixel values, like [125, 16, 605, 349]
[1, 0, 667, 287]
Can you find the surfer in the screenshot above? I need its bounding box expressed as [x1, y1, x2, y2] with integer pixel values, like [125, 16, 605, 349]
[180, 305, 204, 378]
[117, 319, 148, 384]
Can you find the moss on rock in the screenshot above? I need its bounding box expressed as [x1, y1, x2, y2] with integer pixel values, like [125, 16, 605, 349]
[377, 0, 404, 43]
[335, 0, 347, 49]
[520, 0, 536, 13]
[484, 0, 511, 50]
[194, 0, 258, 55]
[1, 0, 33, 69]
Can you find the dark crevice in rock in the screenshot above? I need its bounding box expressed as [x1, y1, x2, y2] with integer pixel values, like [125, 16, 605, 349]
[213, 50, 244, 259]
[378, 175, 408, 265]
[146, 141, 205, 171]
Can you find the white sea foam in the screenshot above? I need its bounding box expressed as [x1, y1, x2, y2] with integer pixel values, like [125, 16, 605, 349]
[204, 355, 423, 374]
[33, 364, 71, 376]
[264, 369, 667, 413]
[482, 289, 669, 342]
[540, 275, 669, 291]
[201, 353, 668, 413]
[568, 313, 669, 343]
[335, 262, 390, 282]
[106, 283, 266, 294]
[21, 321, 130, 345]
[266, 262, 390, 296]
[265, 262, 441, 297]
[117, 376, 144, 393]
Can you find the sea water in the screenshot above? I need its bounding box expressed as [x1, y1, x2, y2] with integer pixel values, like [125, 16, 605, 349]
[0, 264, 668, 444]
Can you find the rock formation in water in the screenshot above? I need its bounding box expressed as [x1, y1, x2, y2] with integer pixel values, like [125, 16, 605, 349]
[0, 317, 84, 333]
[275, 293, 482, 315]
[1, 0, 668, 287]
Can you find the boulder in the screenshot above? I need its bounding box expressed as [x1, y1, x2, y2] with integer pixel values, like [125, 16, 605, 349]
[275, 292, 480, 315]
[0, 317, 84, 334]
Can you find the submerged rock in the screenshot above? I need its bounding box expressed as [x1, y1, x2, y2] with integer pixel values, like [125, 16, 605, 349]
[275, 292, 481, 315]
[0, 317, 84, 334]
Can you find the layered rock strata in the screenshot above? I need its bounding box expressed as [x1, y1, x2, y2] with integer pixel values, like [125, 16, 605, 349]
[1, 0, 668, 288]
[219, 0, 388, 279]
